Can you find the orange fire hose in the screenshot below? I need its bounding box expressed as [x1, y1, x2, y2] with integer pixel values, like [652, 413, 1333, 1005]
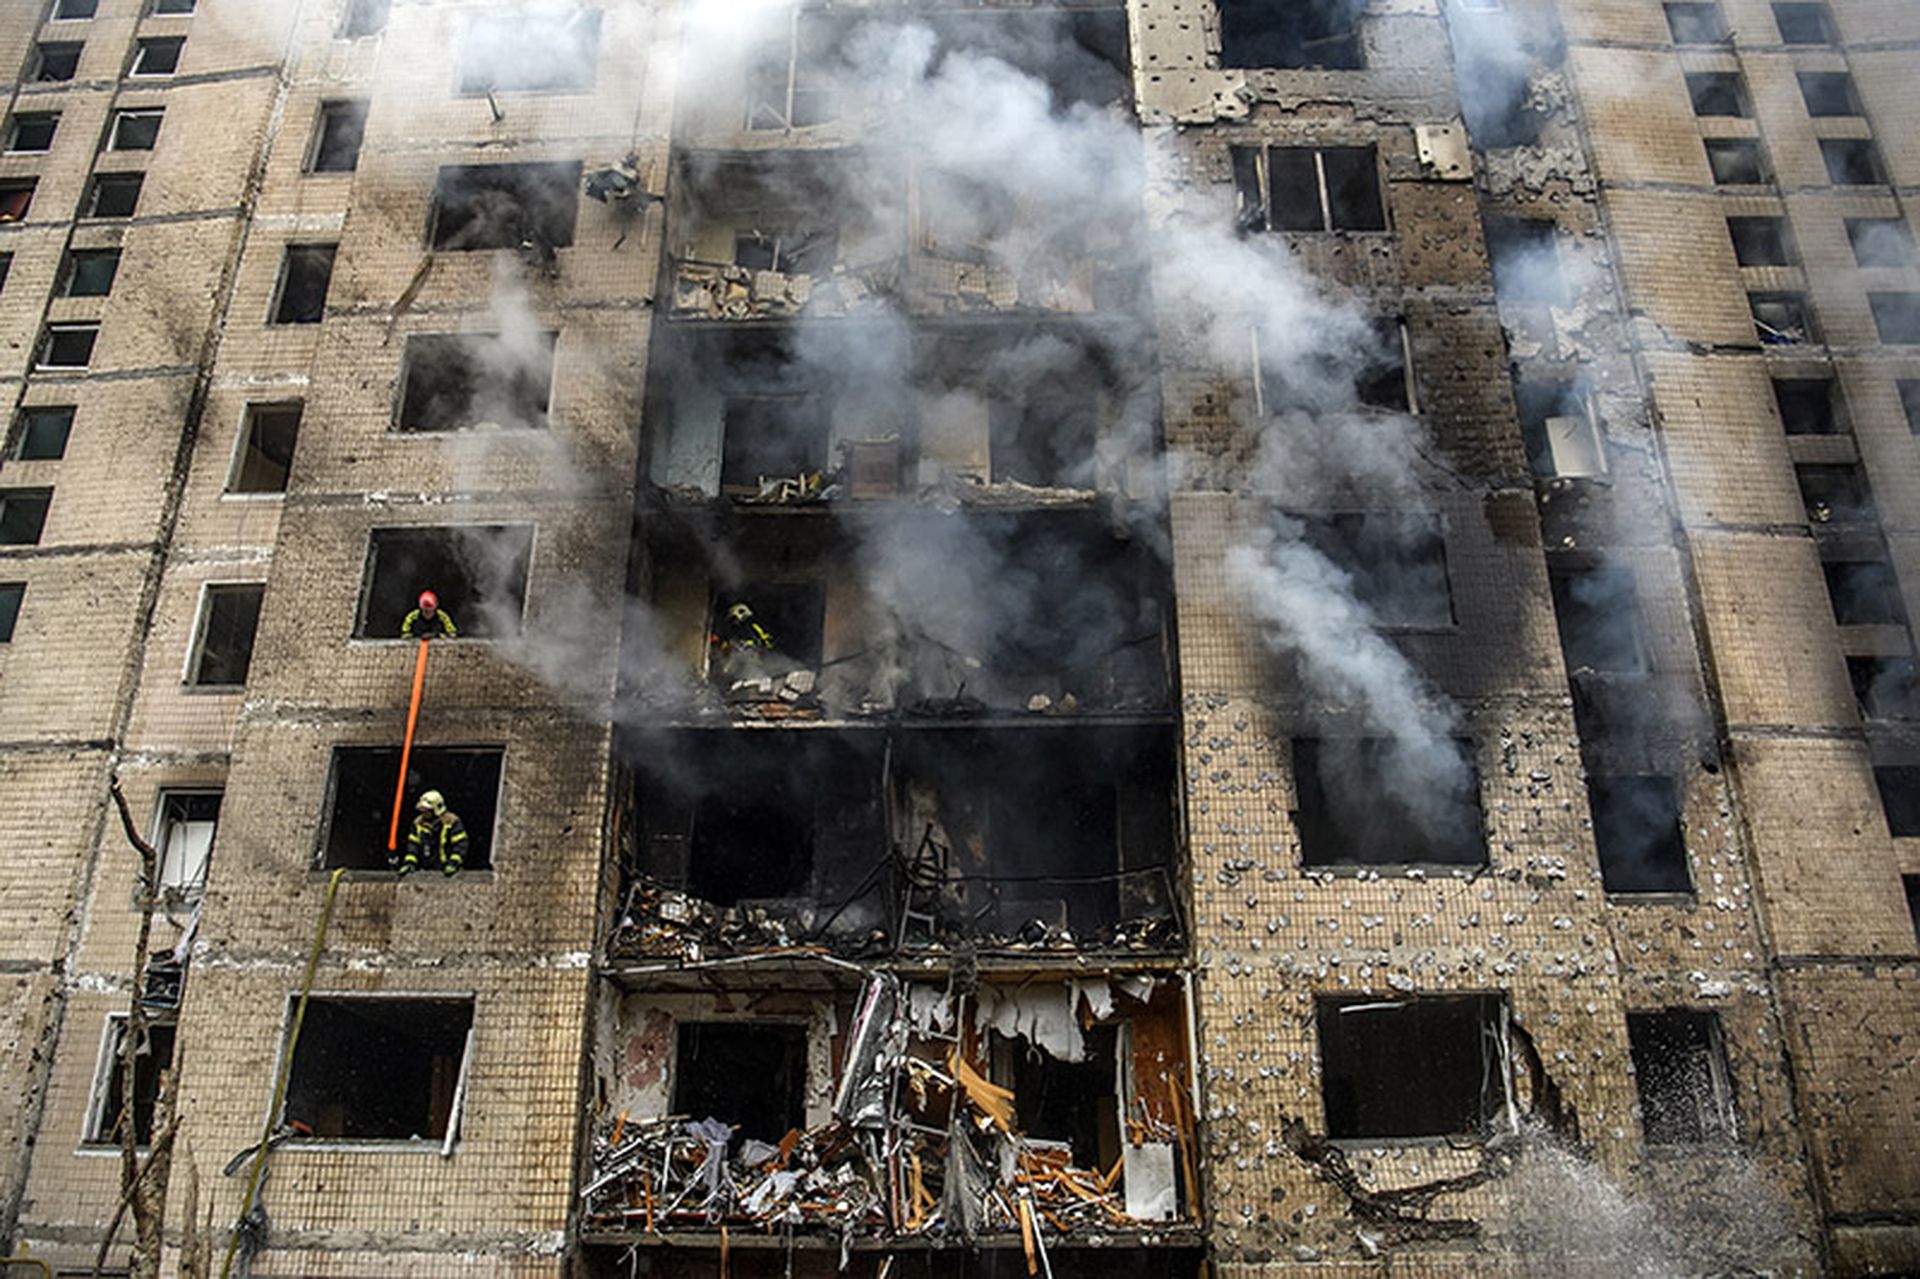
[387, 639, 431, 852]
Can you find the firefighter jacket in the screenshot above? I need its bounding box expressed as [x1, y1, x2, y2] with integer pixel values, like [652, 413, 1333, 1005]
[402, 608, 458, 640]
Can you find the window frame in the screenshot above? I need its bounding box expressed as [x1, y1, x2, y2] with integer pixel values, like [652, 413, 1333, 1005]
[107, 108, 164, 152]
[183, 580, 266, 688]
[34, 42, 83, 83]
[149, 787, 222, 897]
[305, 99, 368, 174]
[52, 0, 99, 20]
[5, 112, 59, 154]
[273, 993, 476, 1151]
[13, 405, 75, 460]
[151, 0, 198, 13]
[0, 582, 23, 643]
[225, 401, 302, 497]
[1821, 138, 1886, 186]
[0, 488, 54, 546]
[38, 321, 100, 370]
[81, 1015, 177, 1150]
[268, 243, 338, 326]
[84, 171, 144, 219]
[62, 247, 121, 297]
[129, 35, 184, 78]
[1233, 143, 1388, 234]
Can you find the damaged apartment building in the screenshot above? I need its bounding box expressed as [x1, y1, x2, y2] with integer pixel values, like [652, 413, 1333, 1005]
[0, 0, 1916, 1276]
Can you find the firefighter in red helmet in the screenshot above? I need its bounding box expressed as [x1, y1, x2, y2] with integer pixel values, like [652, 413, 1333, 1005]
[401, 590, 457, 640]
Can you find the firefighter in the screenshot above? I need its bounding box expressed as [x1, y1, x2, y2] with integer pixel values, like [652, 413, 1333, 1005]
[402, 590, 457, 640]
[399, 790, 468, 877]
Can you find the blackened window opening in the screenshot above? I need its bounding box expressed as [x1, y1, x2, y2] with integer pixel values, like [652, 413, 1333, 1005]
[990, 383, 1099, 487]
[1005, 1026, 1120, 1171]
[1798, 71, 1860, 116]
[1590, 774, 1690, 894]
[430, 162, 581, 252]
[0, 489, 53, 545]
[1318, 996, 1505, 1139]
[1821, 139, 1885, 185]
[282, 999, 471, 1140]
[1873, 765, 1920, 836]
[1773, 379, 1842, 434]
[1293, 737, 1485, 867]
[35, 44, 82, 82]
[1750, 292, 1811, 344]
[110, 110, 162, 151]
[1902, 381, 1920, 434]
[8, 113, 58, 152]
[398, 332, 555, 433]
[721, 394, 828, 493]
[357, 525, 533, 638]
[1773, 2, 1835, 42]
[41, 324, 98, 368]
[1303, 513, 1453, 628]
[1728, 217, 1793, 266]
[64, 248, 119, 297]
[1705, 139, 1767, 185]
[1233, 146, 1385, 233]
[673, 1022, 807, 1147]
[0, 584, 20, 643]
[1219, 0, 1365, 68]
[1686, 72, 1749, 116]
[1627, 1010, 1735, 1143]
[86, 172, 142, 218]
[230, 403, 301, 494]
[272, 245, 336, 324]
[89, 1021, 176, 1146]
[309, 100, 368, 173]
[190, 583, 264, 686]
[1869, 293, 1920, 345]
[1904, 875, 1920, 945]
[1823, 554, 1906, 627]
[14, 406, 73, 460]
[1550, 564, 1645, 673]
[131, 36, 183, 76]
[1797, 463, 1873, 523]
[1849, 656, 1920, 721]
[709, 581, 825, 678]
[320, 745, 502, 870]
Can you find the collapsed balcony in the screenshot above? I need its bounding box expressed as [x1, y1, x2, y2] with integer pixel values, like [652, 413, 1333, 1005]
[581, 974, 1200, 1254]
[609, 723, 1180, 962]
[630, 507, 1171, 718]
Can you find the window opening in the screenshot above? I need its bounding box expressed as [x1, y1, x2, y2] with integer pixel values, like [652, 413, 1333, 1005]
[271, 244, 336, 325]
[1796, 462, 1873, 523]
[1318, 995, 1507, 1139]
[1899, 380, 1920, 434]
[1515, 379, 1605, 477]
[1905, 874, 1920, 946]
[1772, 2, 1835, 42]
[1823, 552, 1906, 626]
[307, 100, 367, 173]
[1749, 292, 1811, 344]
[1773, 378, 1843, 434]
[0, 180, 38, 223]
[1849, 656, 1920, 721]
[744, 14, 839, 129]
[1219, 0, 1366, 69]
[35, 43, 82, 82]
[63, 248, 120, 297]
[1868, 293, 1920, 345]
[1549, 563, 1645, 674]
[1303, 512, 1453, 628]
[1798, 71, 1860, 116]
[1821, 138, 1885, 186]
[1703, 138, 1767, 185]
[1485, 217, 1567, 304]
[153, 0, 198, 12]
[108, 109, 163, 151]
[1001, 1025, 1121, 1172]
[40, 323, 98, 369]
[0, 583, 22, 642]
[1846, 218, 1915, 269]
[1664, 2, 1727, 42]
[429, 162, 580, 252]
[1728, 216, 1793, 267]
[720, 394, 828, 494]
[673, 1022, 807, 1147]
[1232, 145, 1385, 233]
[1627, 1010, 1736, 1143]
[1685, 72, 1749, 117]
[1875, 765, 1920, 836]
[154, 790, 220, 894]
[0, 253, 9, 292]
[130, 36, 183, 76]
[357, 524, 532, 639]
[0, 490, 53, 545]
[340, 0, 390, 38]
[14, 406, 74, 460]
[397, 332, 555, 432]
[1589, 774, 1690, 893]
[229, 403, 301, 494]
[86, 172, 143, 218]
[282, 998, 473, 1140]
[458, 8, 601, 94]
[321, 745, 502, 870]
[989, 383, 1100, 486]
[733, 228, 837, 277]
[188, 583, 264, 686]
[85, 1020, 176, 1146]
[708, 581, 825, 688]
[54, 0, 98, 18]
[1292, 737, 1486, 867]
[6, 113, 58, 153]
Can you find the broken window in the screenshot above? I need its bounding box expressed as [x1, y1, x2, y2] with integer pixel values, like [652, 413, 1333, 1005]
[1293, 737, 1485, 867]
[1797, 462, 1873, 523]
[1686, 72, 1750, 117]
[1899, 380, 1920, 433]
[1849, 656, 1920, 720]
[187, 583, 263, 686]
[1846, 218, 1915, 268]
[397, 332, 555, 433]
[154, 789, 220, 894]
[1354, 319, 1417, 413]
[1318, 996, 1506, 1139]
[1822, 138, 1886, 186]
[1515, 378, 1606, 477]
[1303, 512, 1453, 628]
[1905, 875, 1920, 945]
[0, 489, 52, 545]
[1001, 1025, 1121, 1171]
[6, 112, 57, 153]
[320, 745, 502, 870]
[307, 99, 367, 173]
[708, 580, 824, 685]
[13, 406, 74, 461]
[1772, 377, 1843, 434]
[54, 0, 98, 16]
[1590, 774, 1690, 894]
[1549, 564, 1645, 674]
[1823, 551, 1906, 626]
[744, 13, 839, 129]
[430, 161, 579, 252]
[1627, 1010, 1736, 1143]
[1798, 71, 1860, 116]
[62, 248, 119, 297]
[1869, 293, 1920, 345]
[1232, 145, 1385, 233]
[0, 180, 37, 223]
[1219, 0, 1366, 69]
[356, 524, 532, 639]
[85, 172, 142, 218]
[0, 583, 20, 643]
[39, 323, 98, 369]
[1705, 138, 1769, 185]
[458, 8, 601, 94]
[990, 384, 1100, 486]
[672, 1023, 807, 1146]
[733, 228, 837, 276]
[1875, 765, 1920, 836]
[1750, 291, 1812, 344]
[130, 36, 183, 76]
[1486, 217, 1567, 305]
[282, 998, 474, 1142]
[1664, 2, 1727, 43]
[228, 403, 301, 494]
[1727, 216, 1793, 266]
[1773, 2, 1836, 42]
[84, 1019, 176, 1146]
[340, 0, 389, 38]
[720, 394, 828, 494]
[270, 244, 336, 325]
[107, 109, 162, 151]
[34, 43, 82, 82]
[0, 253, 9, 292]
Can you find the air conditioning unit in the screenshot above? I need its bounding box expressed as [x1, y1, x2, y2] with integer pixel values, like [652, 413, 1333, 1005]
[1544, 410, 1607, 478]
